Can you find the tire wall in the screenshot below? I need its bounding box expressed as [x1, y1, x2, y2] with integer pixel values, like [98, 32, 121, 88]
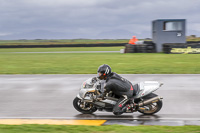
[125, 41, 156, 53]
[163, 43, 200, 54]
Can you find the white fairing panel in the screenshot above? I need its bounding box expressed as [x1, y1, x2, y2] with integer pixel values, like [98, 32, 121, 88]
[134, 81, 161, 98]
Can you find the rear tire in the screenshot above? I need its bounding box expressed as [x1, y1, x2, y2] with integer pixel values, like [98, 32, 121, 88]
[73, 97, 97, 114]
[137, 93, 163, 115]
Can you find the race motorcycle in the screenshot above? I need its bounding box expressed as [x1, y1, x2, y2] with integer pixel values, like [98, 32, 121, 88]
[73, 77, 163, 115]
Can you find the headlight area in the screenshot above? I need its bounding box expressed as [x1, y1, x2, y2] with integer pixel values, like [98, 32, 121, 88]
[79, 88, 96, 98]
[84, 92, 94, 100]
[80, 85, 95, 90]
[81, 81, 94, 89]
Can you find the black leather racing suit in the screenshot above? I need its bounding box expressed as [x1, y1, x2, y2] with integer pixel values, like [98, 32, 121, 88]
[104, 72, 138, 115]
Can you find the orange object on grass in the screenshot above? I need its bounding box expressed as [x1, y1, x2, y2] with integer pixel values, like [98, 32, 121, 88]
[128, 36, 138, 45]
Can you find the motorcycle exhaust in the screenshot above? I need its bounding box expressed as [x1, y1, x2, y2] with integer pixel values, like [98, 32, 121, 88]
[138, 96, 163, 107]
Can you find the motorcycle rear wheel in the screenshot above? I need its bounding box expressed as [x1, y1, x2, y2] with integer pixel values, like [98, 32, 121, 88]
[138, 93, 163, 115]
[73, 97, 97, 114]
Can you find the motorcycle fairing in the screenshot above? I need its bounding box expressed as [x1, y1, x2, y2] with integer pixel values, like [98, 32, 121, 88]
[134, 81, 161, 99]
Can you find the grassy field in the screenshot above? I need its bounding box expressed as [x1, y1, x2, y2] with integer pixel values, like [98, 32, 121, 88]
[0, 47, 123, 52]
[0, 39, 130, 45]
[0, 38, 199, 46]
[0, 125, 199, 133]
[0, 47, 199, 74]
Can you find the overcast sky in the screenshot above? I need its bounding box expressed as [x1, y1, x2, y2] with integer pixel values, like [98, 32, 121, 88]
[0, 0, 200, 40]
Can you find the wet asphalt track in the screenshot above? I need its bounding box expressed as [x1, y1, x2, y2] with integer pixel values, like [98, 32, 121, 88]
[0, 74, 200, 126]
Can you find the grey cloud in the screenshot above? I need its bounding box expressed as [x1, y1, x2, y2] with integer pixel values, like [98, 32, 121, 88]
[0, 0, 200, 39]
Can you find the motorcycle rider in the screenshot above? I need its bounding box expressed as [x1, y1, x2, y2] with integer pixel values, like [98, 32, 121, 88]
[97, 64, 138, 115]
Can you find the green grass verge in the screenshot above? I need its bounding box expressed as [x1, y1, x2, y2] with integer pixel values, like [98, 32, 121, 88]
[0, 49, 200, 74]
[0, 125, 199, 133]
[0, 47, 123, 52]
[0, 38, 200, 46]
[0, 39, 130, 45]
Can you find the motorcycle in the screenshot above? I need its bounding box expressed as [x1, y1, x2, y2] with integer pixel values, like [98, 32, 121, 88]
[73, 77, 163, 115]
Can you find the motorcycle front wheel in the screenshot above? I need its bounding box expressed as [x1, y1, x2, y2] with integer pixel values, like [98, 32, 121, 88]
[137, 93, 163, 115]
[73, 97, 97, 114]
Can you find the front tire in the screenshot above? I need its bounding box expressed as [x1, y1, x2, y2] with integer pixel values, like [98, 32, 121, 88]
[137, 93, 163, 115]
[73, 97, 97, 114]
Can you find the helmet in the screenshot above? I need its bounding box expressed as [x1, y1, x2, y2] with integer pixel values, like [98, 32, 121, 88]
[97, 64, 112, 80]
